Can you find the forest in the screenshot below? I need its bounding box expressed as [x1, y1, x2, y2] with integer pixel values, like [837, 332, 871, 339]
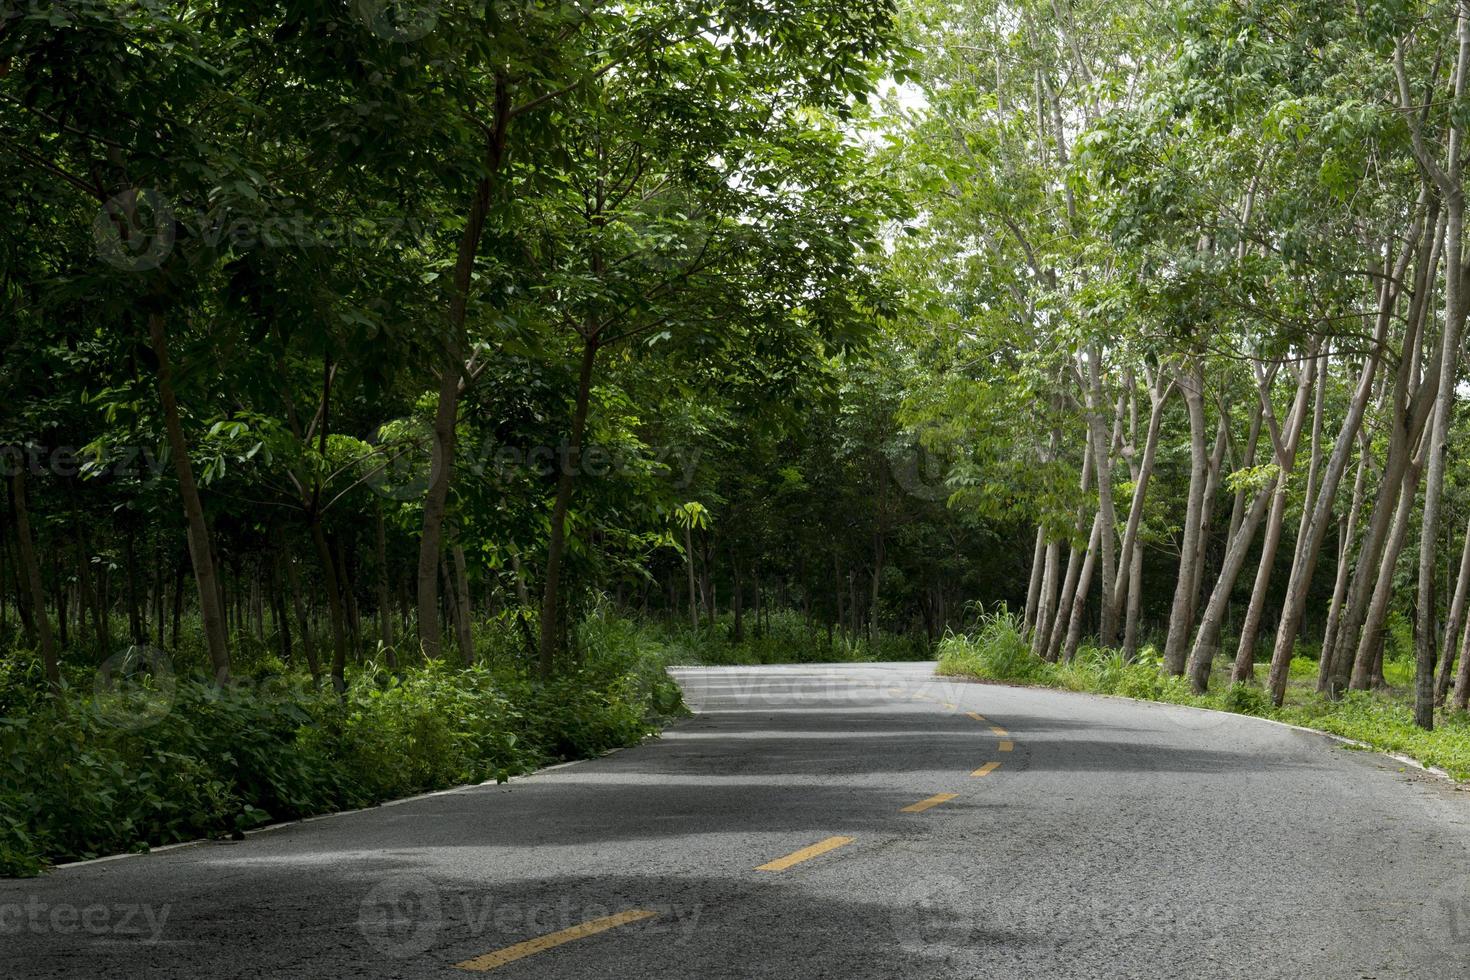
[7, 0, 1470, 875]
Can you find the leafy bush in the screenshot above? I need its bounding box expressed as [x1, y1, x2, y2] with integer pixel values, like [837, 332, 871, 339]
[0, 621, 685, 877]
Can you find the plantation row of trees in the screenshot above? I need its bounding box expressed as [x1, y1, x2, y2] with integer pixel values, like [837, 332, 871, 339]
[11, 0, 1470, 739]
[884, 0, 1470, 731]
[3, 0, 1024, 702]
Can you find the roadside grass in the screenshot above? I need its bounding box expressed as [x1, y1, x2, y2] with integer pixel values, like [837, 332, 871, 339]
[0, 614, 686, 878]
[937, 609, 1470, 782]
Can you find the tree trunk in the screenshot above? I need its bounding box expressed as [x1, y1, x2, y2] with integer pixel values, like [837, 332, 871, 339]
[732, 555, 745, 644]
[1024, 525, 1046, 633]
[149, 311, 230, 683]
[1113, 369, 1171, 619]
[308, 520, 347, 692]
[416, 77, 509, 661]
[1033, 539, 1060, 654]
[1266, 228, 1415, 704]
[1189, 408, 1231, 611]
[1195, 357, 1314, 691]
[1062, 511, 1102, 663]
[1043, 429, 1094, 660]
[375, 504, 396, 666]
[1124, 544, 1143, 658]
[537, 335, 598, 676]
[10, 469, 60, 693]
[452, 541, 475, 666]
[869, 530, 884, 643]
[1163, 362, 1208, 676]
[1351, 451, 1425, 690]
[1409, 0, 1470, 730]
[1436, 515, 1470, 704]
[1084, 349, 1119, 646]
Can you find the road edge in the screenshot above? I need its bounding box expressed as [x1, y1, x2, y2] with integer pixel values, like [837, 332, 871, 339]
[49, 744, 635, 873]
[939, 673, 1457, 783]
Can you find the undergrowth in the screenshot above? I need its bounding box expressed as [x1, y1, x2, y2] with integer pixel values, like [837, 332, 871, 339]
[937, 609, 1470, 781]
[0, 614, 686, 877]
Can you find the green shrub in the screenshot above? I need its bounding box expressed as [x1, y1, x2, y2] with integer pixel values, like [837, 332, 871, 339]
[1221, 682, 1269, 715]
[0, 617, 685, 877]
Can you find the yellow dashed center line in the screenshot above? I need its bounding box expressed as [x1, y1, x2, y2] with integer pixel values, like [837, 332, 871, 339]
[998, 740, 1014, 752]
[756, 835, 856, 872]
[967, 711, 986, 723]
[989, 725, 1008, 738]
[971, 761, 1001, 778]
[900, 792, 958, 814]
[453, 910, 657, 972]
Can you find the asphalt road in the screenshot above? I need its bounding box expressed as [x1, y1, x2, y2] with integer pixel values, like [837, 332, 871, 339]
[5, 662, 1470, 979]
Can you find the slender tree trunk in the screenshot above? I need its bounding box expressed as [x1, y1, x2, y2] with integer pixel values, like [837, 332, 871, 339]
[538, 336, 598, 675]
[1033, 539, 1060, 655]
[1189, 409, 1230, 610]
[1318, 437, 1371, 688]
[1085, 349, 1119, 646]
[1407, 1, 1470, 729]
[1454, 600, 1470, 710]
[1124, 544, 1143, 658]
[1043, 429, 1094, 660]
[1163, 362, 1208, 675]
[452, 541, 475, 666]
[1024, 525, 1046, 633]
[1267, 230, 1415, 704]
[10, 469, 60, 693]
[1330, 395, 1433, 692]
[171, 555, 185, 650]
[1436, 516, 1470, 703]
[375, 504, 396, 666]
[417, 77, 509, 661]
[308, 519, 347, 692]
[1195, 358, 1314, 691]
[1113, 369, 1171, 618]
[148, 312, 230, 683]
[732, 555, 745, 644]
[1062, 512, 1102, 663]
[1352, 450, 1425, 690]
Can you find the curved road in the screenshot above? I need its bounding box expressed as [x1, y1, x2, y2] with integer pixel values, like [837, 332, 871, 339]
[3, 663, 1469, 978]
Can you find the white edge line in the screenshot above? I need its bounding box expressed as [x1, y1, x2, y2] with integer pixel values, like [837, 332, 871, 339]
[51, 746, 632, 872]
[941, 673, 1455, 782]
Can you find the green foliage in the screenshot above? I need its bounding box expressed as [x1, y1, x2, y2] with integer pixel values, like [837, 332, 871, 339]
[937, 610, 1054, 684]
[637, 610, 932, 666]
[938, 620, 1470, 782]
[0, 623, 685, 877]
